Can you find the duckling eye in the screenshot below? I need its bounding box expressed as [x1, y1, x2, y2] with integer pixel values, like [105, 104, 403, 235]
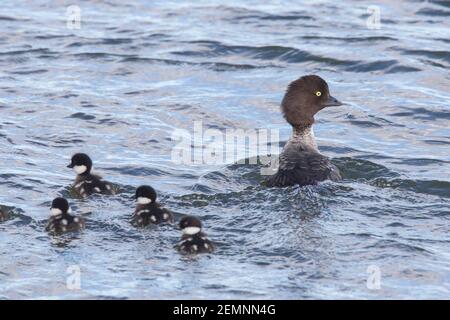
[315, 91, 322, 97]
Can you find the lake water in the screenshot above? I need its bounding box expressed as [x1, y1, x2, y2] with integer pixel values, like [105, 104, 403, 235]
[0, 0, 449, 299]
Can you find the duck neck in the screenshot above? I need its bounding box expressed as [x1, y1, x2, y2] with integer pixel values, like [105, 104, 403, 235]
[291, 124, 318, 151]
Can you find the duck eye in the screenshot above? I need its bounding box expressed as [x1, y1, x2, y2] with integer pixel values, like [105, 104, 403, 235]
[315, 91, 322, 97]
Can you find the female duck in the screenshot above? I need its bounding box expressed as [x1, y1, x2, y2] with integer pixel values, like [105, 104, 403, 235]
[266, 75, 343, 187]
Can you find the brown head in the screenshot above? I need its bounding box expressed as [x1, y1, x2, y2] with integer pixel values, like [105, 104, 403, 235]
[281, 75, 342, 127]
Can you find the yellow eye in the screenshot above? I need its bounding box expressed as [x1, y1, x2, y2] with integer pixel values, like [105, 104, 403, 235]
[315, 91, 322, 97]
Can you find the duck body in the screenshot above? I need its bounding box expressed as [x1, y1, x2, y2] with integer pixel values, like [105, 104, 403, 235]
[46, 212, 85, 234]
[132, 203, 173, 227]
[266, 127, 341, 187]
[73, 173, 114, 198]
[178, 232, 214, 254]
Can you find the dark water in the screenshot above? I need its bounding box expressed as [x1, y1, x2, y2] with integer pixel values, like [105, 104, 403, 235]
[0, 0, 449, 299]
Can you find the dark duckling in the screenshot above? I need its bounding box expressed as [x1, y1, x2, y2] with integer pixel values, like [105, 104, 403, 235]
[177, 216, 214, 254]
[45, 197, 85, 234]
[67, 153, 115, 198]
[132, 185, 174, 227]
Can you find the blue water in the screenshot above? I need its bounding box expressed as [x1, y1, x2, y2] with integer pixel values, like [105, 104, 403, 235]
[0, 0, 449, 299]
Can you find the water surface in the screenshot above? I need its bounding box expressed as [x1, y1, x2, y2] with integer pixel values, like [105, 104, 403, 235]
[0, 0, 449, 299]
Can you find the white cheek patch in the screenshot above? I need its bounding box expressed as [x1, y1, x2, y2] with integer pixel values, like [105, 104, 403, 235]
[73, 165, 87, 174]
[50, 208, 62, 216]
[137, 197, 152, 205]
[182, 226, 201, 235]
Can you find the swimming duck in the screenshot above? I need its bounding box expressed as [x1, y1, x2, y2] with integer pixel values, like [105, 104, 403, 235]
[67, 153, 115, 198]
[45, 197, 85, 234]
[177, 216, 214, 254]
[132, 185, 174, 227]
[266, 75, 342, 187]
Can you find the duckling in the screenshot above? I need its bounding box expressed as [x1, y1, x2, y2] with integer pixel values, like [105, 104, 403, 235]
[177, 216, 214, 254]
[45, 197, 85, 234]
[132, 185, 174, 227]
[67, 153, 115, 198]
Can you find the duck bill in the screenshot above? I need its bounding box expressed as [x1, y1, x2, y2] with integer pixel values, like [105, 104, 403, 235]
[324, 95, 342, 107]
[67, 164, 74, 168]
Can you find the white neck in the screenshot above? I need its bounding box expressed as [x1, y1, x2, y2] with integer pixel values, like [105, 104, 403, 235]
[291, 125, 318, 151]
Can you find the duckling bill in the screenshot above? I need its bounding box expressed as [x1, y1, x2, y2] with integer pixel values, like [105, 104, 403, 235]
[68, 153, 115, 198]
[45, 197, 85, 234]
[177, 216, 214, 254]
[132, 185, 174, 227]
[266, 75, 343, 187]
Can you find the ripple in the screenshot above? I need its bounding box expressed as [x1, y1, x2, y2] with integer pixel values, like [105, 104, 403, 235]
[300, 35, 397, 42]
[400, 48, 450, 65]
[370, 178, 450, 198]
[333, 158, 398, 180]
[120, 55, 266, 71]
[345, 60, 420, 73]
[68, 112, 96, 120]
[0, 48, 54, 56]
[9, 69, 48, 75]
[0, 15, 29, 22]
[390, 107, 450, 121]
[105, 166, 170, 177]
[416, 8, 450, 16]
[176, 42, 359, 66]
